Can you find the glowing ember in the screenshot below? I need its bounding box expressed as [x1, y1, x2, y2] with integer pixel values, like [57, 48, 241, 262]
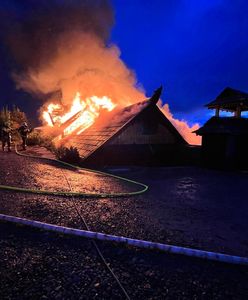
[42, 92, 116, 136]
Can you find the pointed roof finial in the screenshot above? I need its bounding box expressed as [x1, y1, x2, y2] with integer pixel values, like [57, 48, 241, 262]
[150, 86, 163, 105]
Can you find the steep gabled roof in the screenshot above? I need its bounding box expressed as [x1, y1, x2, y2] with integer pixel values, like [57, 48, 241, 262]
[62, 99, 150, 159]
[206, 87, 248, 110]
[60, 87, 186, 160]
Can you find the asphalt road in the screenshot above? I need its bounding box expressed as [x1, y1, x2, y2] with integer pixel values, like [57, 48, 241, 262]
[0, 151, 248, 299]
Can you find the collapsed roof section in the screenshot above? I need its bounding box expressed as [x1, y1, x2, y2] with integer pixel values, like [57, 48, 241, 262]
[59, 87, 187, 161]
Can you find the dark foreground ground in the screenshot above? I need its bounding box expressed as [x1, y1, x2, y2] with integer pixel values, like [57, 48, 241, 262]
[0, 151, 248, 299]
[1, 222, 248, 300]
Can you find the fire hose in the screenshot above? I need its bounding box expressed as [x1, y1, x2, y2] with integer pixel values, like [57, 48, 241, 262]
[0, 144, 149, 299]
[1, 213, 248, 266]
[0, 146, 247, 269]
[0, 144, 148, 198]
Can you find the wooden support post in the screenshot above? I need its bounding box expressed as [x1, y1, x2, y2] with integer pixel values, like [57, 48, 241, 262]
[215, 107, 220, 117]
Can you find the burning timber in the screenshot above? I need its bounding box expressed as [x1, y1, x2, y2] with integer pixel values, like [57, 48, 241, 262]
[57, 87, 195, 166]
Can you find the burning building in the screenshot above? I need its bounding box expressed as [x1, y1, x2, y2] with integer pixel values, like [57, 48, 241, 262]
[195, 87, 248, 169]
[47, 87, 192, 166]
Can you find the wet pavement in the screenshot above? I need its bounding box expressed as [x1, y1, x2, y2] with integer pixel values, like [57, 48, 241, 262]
[0, 151, 248, 299]
[1, 151, 247, 256]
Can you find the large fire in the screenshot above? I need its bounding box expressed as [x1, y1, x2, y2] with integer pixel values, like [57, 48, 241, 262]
[42, 92, 116, 136]
[42, 91, 201, 145]
[2, 0, 202, 145]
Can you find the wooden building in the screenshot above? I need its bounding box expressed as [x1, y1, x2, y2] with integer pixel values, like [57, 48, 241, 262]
[195, 87, 248, 169]
[61, 87, 190, 166]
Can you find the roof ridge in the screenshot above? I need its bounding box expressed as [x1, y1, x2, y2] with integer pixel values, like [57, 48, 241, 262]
[60, 87, 164, 160]
[205, 87, 248, 108]
[79, 97, 152, 160]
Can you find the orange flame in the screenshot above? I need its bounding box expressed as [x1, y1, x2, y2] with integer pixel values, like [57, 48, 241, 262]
[43, 92, 115, 136]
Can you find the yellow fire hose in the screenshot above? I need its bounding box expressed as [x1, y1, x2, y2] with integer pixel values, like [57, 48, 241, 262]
[0, 144, 149, 300]
[1, 145, 248, 268]
[0, 144, 148, 198]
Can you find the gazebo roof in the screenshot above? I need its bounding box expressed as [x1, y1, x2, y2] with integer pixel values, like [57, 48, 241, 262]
[194, 116, 248, 136]
[206, 87, 248, 111]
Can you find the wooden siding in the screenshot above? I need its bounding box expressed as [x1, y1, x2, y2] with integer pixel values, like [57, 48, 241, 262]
[60, 98, 186, 162]
[60, 100, 150, 159]
[109, 121, 176, 145]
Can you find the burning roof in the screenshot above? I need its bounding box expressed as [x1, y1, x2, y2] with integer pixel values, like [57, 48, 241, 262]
[59, 99, 150, 159]
[42, 92, 116, 136]
[56, 87, 187, 161]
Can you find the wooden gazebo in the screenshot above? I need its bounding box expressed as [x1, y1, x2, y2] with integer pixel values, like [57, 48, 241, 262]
[195, 87, 248, 169]
[205, 87, 248, 118]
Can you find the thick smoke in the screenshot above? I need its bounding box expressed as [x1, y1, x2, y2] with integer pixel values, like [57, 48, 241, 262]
[13, 32, 145, 106]
[0, 0, 200, 144]
[158, 102, 201, 145]
[0, 0, 144, 105]
[0, 0, 114, 70]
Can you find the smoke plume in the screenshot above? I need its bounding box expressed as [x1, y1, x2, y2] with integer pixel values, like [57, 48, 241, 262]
[158, 102, 201, 145]
[0, 0, 200, 144]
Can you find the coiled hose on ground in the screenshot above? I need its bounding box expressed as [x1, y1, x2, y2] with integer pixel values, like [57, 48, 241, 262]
[0, 144, 148, 198]
[0, 146, 247, 267]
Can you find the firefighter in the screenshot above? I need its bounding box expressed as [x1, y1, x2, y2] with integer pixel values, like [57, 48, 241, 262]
[1, 124, 12, 152]
[18, 122, 31, 150]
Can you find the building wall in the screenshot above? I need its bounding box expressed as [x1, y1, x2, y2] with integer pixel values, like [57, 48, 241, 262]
[202, 134, 248, 169]
[109, 119, 176, 145]
[83, 144, 199, 167]
[82, 105, 189, 166]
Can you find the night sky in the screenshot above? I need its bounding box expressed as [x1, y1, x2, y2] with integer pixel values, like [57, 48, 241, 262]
[0, 0, 248, 126]
[112, 0, 248, 125]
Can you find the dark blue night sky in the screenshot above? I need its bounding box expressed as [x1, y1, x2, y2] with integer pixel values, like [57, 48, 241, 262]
[0, 0, 248, 126]
[112, 0, 248, 125]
